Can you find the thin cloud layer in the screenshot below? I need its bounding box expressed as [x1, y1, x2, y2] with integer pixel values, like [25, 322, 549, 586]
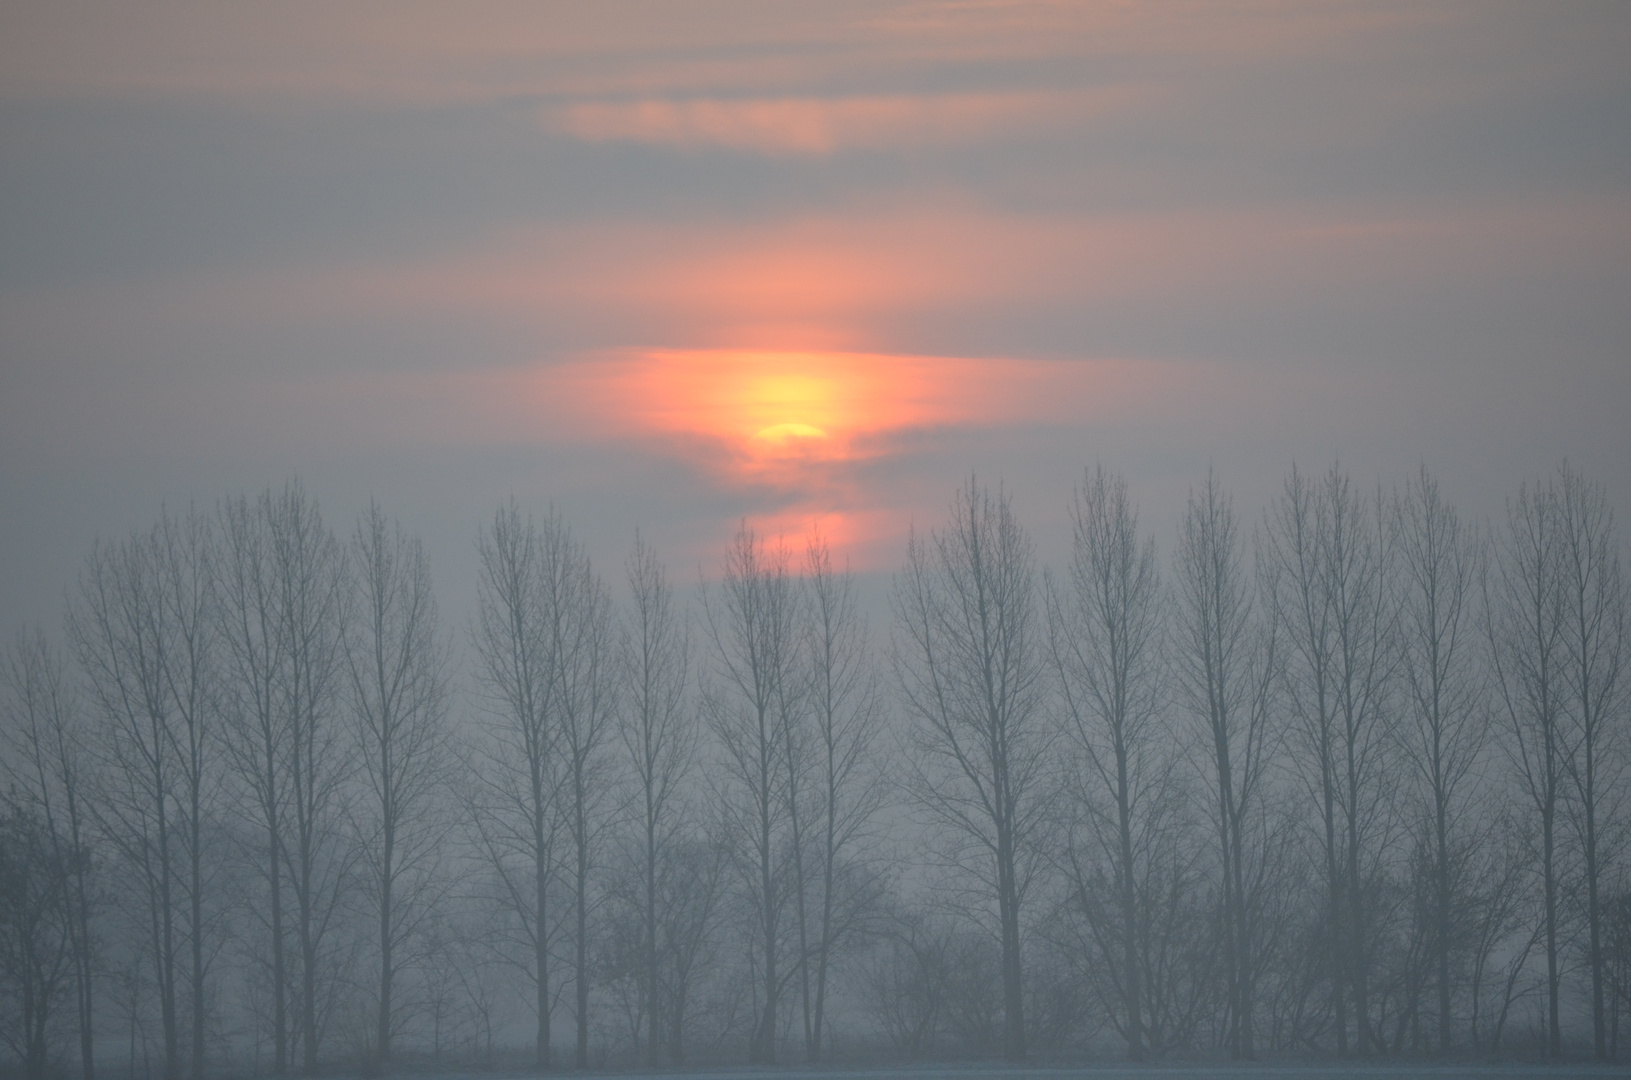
[550, 349, 1085, 459]
[1, 0, 1627, 630]
[548, 89, 1142, 156]
[0, 1, 1500, 106]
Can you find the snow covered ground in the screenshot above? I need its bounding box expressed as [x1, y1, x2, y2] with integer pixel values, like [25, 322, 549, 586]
[377, 1065, 1630, 1080]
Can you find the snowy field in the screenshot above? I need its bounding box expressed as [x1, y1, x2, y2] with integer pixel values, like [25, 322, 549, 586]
[400, 1067, 1631, 1080]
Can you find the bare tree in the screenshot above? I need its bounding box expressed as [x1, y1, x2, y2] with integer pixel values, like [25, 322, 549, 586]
[1553, 462, 1627, 1060]
[892, 477, 1049, 1061]
[615, 533, 695, 1066]
[541, 517, 616, 1069]
[1268, 463, 1397, 1055]
[1326, 470, 1398, 1057]
[0, 799, 78, 1080]
[157, 512, 221, 1080]
[802, 531, 887, 1061]
[17, 456, 1627, 1070]
[782, 628, 815, 1066]
[468, 501, 558, 1070]
[1172, 470, 1280, 1058]
[263, 486, 353, 1074]
[1, 633, 97, 1080]
[469, 503, 613, 1069]
[1486, 476, 1569, 1056]
[700, 524, 803, 1064]
[656, 833, 729, 1065]
[1045, 466, 1167, 1060]
[1391, 464, 1487, 1051]
[70, 507, 219, 1080]
[1607, 887, 1631, 1058]
[216, 485, 354, 1074]
[342, 502, 451, 1064]
[1266, 465, 1345, 1051]
[71, 528, 186, 1080]
[216, 492, 292, 1072]
[862, 907, 954, 1056]
[1463, 809, 1536, 1053]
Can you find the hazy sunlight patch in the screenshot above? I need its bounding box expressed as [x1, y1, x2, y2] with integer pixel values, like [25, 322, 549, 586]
[548, 347, 1106, 481]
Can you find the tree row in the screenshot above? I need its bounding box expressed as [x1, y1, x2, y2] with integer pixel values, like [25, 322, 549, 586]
[2, 461, 1627, 1078]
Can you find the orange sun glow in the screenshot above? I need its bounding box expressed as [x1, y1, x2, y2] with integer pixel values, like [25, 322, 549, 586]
[555, 347, 1054, 476]
[541, 346, 1120, 565]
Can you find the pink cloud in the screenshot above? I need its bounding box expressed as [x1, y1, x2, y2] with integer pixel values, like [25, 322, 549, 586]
[13, 194, 1626, 366]
[0, 1, 1457, 105]
[548, 89, 1141, 155]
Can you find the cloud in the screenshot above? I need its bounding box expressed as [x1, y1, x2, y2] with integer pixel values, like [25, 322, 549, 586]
[547, 89, 1137, 155]
[0, 1, 1480, 107]
[15, 188, 1625, 371]
[368, 347, 1249, 568]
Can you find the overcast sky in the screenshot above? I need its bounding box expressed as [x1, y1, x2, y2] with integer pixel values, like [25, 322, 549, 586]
[3, 0, 1628, 631]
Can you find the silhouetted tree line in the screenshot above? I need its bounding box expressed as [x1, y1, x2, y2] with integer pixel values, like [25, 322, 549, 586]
[2, 462, 1628, 1077]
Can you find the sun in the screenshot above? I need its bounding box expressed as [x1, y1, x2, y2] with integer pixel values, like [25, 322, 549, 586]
[753, 421, 828, 441]
[737, 373, 839, 441]
[591, 350, 869, 468]
[556, 346, 1072, 482]
[750, 422, 830, 457]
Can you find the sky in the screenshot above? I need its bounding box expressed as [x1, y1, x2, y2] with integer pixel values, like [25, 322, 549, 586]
[2, 0, 1628, 631]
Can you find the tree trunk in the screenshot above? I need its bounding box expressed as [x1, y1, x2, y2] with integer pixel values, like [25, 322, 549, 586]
[533, 778, 551, 1071]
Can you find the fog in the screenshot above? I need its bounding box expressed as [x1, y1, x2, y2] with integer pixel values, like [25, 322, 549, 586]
[4, 463, 1629, 1074]
[2, 2, 1629, 1074]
